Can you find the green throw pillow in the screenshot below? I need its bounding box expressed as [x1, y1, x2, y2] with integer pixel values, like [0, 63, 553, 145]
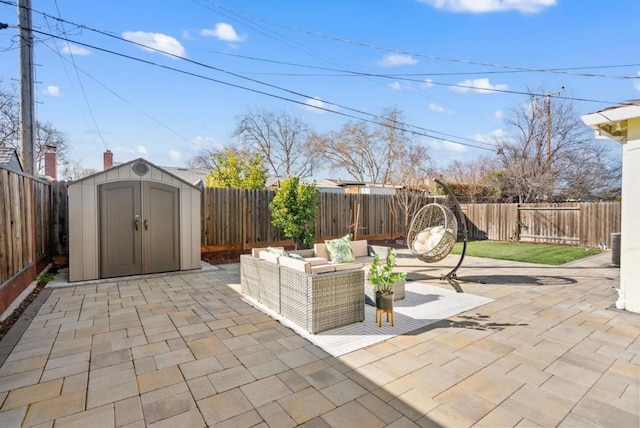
[287, 253, 305, 260]
[325, 234, 355, 263]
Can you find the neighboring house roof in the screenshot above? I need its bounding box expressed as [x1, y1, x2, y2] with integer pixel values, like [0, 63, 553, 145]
[161, 166, 209, 189]
[320, 178, 402, 189]
[582, 100, 640, 142]
[0, 147, 24, 173]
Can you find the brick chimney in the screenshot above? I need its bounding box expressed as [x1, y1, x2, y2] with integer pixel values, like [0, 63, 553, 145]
[103, 150, 113, 170]
[44, 145, 57, 179]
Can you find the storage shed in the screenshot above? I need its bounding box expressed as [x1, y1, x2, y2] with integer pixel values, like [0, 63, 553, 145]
[68, 158, 201, 282]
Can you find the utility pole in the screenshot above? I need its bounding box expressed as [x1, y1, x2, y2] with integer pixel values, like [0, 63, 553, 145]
[18, 0, 35, 175]
[543, 87, 564, 162]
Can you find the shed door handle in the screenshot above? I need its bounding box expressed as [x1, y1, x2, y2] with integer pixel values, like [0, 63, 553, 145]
[144, 219, 149, 230]
[134, 219, 140, 231]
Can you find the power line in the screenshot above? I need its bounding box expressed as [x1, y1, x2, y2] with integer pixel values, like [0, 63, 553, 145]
[205, 1, 640, 81]
[40, 41, 192, 144]
[208, 49, 640, 79]
[44, 4, 108, 150]
[203, 49, 629, 104]
[27, 27, 494, 151]
[8, 1, 630, 106]
[20, 9, 499, 149]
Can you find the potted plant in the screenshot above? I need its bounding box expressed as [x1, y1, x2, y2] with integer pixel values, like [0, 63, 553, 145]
[367, 249, 406, 311]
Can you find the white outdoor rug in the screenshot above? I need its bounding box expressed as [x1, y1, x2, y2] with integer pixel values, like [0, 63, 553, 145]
[243, 282, 493, 357]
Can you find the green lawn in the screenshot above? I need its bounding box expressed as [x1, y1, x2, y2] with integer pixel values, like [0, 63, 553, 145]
[450, 241, 601, 265]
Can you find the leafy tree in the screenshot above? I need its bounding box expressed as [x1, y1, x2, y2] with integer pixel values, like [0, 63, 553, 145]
[269, 176, 320, 249]
[205, 147, 267, 189]
[233, 109, 316, 178]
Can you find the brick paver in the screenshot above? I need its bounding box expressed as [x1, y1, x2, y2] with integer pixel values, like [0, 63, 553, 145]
[0, 254, 637, 426]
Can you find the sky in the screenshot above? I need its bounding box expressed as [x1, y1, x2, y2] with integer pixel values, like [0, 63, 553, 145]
[1, 0, 638, 180]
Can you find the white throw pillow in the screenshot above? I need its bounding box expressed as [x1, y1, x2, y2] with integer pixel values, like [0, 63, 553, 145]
[413, 240, 428, 253]
[426, 226, 446, 251]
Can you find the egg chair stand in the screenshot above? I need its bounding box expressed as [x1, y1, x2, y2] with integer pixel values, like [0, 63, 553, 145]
[407, 178, 467, 292]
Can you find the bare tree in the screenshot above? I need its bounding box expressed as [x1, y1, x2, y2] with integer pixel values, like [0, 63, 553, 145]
[0, 82, 20, 148]
[311, 107, 424, 184]
[188, 147, 220, 170]
[495, 88, 620, 202]
[232, 109, 316, 178]
[62, 160, 97, 181]
[1, 80, 70, 175]
[35, 122, 69, 174]
[440, 156, 500, 203]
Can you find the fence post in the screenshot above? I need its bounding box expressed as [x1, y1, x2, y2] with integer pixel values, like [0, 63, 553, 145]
[242, 195, 248, 251]
[515, 204, 521, 241]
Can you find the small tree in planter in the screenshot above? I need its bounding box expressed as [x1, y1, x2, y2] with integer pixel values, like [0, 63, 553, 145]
[269, 176, 320, 250]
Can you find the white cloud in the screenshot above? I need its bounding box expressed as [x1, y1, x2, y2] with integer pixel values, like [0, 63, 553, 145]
[451, 78, 508, 94]
[428, 103, 452, 114]
[303, 97, 327, 113]
[378, 54, 418, 68]
[115, 145, 148, 156]
[495, 110, 505, 120]
[122, 31, 186, 58]
[201, 23, 247, 42]
[169, 150, 181, 161]
[60, 44, 90, 56]
[442, 140, 468, 153]
[191, 136, 221, 151]
[634, 71, 640, 92]
[388, 81, 413, 91]
[471, 128, 508, 145]
[43, 86, 61, 97]
[419, 0, 556, 14]
[421, 79, 434, 89]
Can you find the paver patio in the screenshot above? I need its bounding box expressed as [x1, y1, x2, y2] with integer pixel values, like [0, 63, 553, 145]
[0, 250, 637, 427]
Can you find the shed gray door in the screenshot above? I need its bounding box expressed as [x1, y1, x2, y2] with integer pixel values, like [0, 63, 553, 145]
[143, 181, 180, 274]
[99, 181, 179, 278]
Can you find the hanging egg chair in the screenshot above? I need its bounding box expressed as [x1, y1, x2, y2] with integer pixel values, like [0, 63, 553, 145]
[407, 203, 457, 263]
[406, 178, 468, 292]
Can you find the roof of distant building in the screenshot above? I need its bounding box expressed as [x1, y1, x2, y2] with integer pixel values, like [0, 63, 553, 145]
[160, 166, 209, 189]
[0, 147, 24, 173]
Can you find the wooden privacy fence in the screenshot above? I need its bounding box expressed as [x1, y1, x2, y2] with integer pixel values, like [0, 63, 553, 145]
[0, 169, 54, 313]
[201, 188, 403, 251]
[461, 202, 621, 248]
[201, 188, 621, 251]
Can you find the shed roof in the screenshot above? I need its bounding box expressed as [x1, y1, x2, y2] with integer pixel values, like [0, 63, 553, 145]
[69, 157, 201, 190]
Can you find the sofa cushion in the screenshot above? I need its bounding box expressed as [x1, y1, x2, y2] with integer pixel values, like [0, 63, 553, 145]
[351, 240, 368, 258]
[252, 246, 285, 258]
[278, 255, 311, 273]
[258, 251, 280, 264]
[314, 243, 329, 260]
[333, 261, 363, 271]
[325, 234, 355, 263]
[304, 257, 329, 266]
[355, 255, 374, 265]
[311, 264, 336, 274]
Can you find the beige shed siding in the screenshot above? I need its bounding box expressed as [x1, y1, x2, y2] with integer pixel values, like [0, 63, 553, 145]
[68, 159, 201, 281]
[178, 181, 202, 270]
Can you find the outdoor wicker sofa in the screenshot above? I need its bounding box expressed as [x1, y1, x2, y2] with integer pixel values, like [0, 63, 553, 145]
[239, 240, 402, 333]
